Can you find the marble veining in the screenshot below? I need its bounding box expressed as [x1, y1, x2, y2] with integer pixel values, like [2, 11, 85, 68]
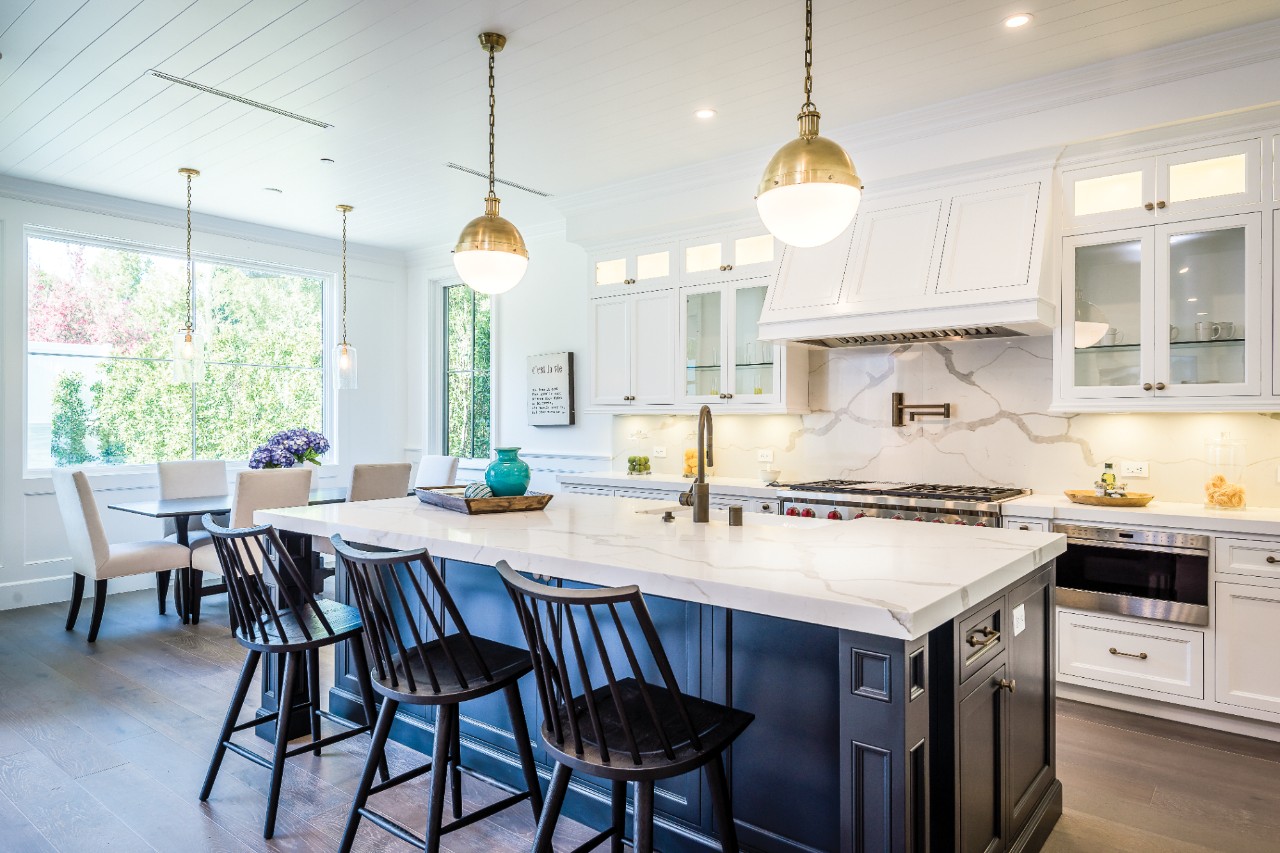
[256, 494, 1064, 640]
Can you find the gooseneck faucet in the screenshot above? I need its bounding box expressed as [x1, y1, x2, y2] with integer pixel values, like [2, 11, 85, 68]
[679, 405, 714, 523]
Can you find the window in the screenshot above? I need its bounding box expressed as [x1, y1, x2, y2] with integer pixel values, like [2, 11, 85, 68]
[442, 283, 491, 459]
[26, 234, 325, 469]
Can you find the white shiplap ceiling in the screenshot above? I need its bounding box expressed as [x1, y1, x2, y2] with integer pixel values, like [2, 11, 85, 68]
[1, 0, 1278, 252]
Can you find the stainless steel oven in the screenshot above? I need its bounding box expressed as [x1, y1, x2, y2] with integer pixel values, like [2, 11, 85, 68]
[1052, 523, 1210, 626]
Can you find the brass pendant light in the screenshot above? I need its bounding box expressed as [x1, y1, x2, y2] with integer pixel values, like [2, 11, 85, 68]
[452, 32, 529, 295]
[172, 167, 205, 383]
[755, 0, 863, 248]
[334, 204, 358, 389]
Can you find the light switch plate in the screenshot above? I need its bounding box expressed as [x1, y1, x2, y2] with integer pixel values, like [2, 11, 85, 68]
[652, 446, 667, 459]
[1120, 461, 1149, 479]
[757, 449, 774, 463]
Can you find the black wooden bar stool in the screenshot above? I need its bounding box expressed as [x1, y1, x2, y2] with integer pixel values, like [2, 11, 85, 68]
[332, 537, 544, 853]
[496, 561, 754, 853]
[198, 517, 385, 839]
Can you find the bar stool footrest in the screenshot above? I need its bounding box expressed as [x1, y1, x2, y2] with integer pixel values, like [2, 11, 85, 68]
[223, 741, 273, 770]
[282, 725, 371, 758]
[368, 760, 434, 796]
[570, 826, 619, 853]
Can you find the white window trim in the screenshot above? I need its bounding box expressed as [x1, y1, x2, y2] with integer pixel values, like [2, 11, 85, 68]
[22, 226, 335, 477]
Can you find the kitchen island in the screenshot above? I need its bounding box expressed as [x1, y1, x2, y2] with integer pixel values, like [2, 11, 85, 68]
[258, 494, 1066, 853]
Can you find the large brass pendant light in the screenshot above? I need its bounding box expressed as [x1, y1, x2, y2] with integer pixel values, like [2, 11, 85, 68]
[452, 32, 528, 295]
[334, 204, 358, 390]
[755, 0, 863, 248]
[172, 167, 205, 383]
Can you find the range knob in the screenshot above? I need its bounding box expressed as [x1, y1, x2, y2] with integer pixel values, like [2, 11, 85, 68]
[827, 510, 843, 520]
[913, 516, 925, 522]
[952, 518, 967, 525]
[974, 521, 988, 527]
[800, 508, 816, 518]
[891, 514, 904, 521]
[786, 507, 800, 516]
[853, 512, 867, 519]
[932, 518, 946, 523]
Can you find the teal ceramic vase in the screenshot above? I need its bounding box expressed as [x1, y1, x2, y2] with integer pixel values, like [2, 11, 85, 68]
[485, 447, 531, 497]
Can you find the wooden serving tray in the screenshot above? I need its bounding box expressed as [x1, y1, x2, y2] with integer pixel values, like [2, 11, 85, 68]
[1064, 489, 1154, 507]
[415, 486, 553, 515]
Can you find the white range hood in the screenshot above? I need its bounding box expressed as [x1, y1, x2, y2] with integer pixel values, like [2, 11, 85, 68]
[757, 168, 1057, 348]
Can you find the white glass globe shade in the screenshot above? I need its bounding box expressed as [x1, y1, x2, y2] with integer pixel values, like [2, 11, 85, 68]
[452, 248, 528, 295]
[756, 182, 862, 248]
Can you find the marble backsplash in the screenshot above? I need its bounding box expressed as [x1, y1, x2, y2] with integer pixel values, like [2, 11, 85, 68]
[611, 337, 1280, 507]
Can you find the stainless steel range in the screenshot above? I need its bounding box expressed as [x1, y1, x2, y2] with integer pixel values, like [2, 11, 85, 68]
[777, 480, 1030, 526]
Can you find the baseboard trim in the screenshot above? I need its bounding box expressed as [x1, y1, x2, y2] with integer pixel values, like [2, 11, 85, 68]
[1059, 682, 1280, 742]
[0, 571, 158, 611]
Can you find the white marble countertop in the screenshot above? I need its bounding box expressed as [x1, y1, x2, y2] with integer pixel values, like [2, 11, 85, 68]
[257, 494, 1064, 640]
[1005, 494, 1280, 537]
[557, 471, 781, 499]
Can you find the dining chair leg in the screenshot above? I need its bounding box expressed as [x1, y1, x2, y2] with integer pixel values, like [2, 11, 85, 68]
[424, 703, 456, 853]
[348, 639, 388, 782]
[86, 579, 108, 643]
[264, 650, 298, 839]
[503, 683, 544, 819]
[635, 780, 655, 853]
[201, 650, 262, 801]
[610, 780, 628, 853]
[706, 753, 739, 853]
[156, 570, 170, 615]
[338, 697, 399, 853]
[65, 573, 85, 631]
[178, 567, 191, 625]
[306, 648, 322, 756]
[533, 762, 573, 853]
[189, 569, 205, 625]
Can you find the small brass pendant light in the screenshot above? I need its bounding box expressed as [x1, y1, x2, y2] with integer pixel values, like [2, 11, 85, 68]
[755, 0, 863, 248]
[452, 32, 529, 295]
[334, 204, 358, 389]
[172, 167, 205, 383]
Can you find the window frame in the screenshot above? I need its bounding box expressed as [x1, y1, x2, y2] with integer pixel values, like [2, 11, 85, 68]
[439, 281, 495, 463]
[22, 226, 335, 477]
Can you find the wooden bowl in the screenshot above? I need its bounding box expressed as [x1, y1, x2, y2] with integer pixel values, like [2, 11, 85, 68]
[1064, 489, 1154, 507]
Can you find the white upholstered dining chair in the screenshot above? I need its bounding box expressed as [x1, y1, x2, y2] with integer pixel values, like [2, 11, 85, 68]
[190, 468, 314, 621]
[414, 454, 459, 488]
[157, 459, 229, 548]
[348, 462, 412, 501]
[52, 469, 191, 642]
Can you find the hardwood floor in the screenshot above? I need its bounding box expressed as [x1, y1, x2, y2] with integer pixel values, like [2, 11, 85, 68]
[0, 589, 1277, 852]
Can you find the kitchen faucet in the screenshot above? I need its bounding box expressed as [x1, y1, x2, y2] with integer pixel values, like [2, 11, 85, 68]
[679, 405, 714, 523]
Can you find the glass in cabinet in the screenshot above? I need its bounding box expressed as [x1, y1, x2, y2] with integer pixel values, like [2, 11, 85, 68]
[681, 229, 779, 284]
[681, 280, 779, 404]
[590, 245, 674, 295]
[1063, 229, 1152, 398]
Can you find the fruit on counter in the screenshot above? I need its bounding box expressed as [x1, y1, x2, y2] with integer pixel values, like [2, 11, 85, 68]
[1205, 474, 1245, 509]
[627, 455, 652, 474]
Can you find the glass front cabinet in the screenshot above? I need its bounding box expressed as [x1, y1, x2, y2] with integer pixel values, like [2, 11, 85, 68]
[1061, 213, 1263, 404]
[681, 279, 786, 406]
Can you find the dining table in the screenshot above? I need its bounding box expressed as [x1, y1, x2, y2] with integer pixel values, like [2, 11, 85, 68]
[108, 487, 349, 623]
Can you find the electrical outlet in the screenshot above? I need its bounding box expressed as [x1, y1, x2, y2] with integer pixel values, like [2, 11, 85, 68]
[757, 449, 775, 464]
[1120, 461, 1149, 479]
[652, 446, 667, 459]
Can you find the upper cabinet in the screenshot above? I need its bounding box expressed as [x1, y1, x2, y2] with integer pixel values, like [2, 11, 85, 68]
[1062, 139, 1262, 232]
[588, 291, 678, 407]
[680, 228, 781, 285]
[590, 243, 676, 298]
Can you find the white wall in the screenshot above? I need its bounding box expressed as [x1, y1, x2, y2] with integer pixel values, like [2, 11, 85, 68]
[0, 180, 408, 609]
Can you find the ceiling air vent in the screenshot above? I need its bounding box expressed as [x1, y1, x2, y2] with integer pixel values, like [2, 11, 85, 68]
[444, 162, 552, 197]
[148, 70, 333, 128]
[799, 327, 1025, 348]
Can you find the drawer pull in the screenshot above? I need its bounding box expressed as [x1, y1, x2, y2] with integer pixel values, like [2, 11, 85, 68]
[967, 626, 999, 649]
[999, 678, 1017, 693]
[1267, 556, 1278, 564]
[1108, 647, 1149, 660]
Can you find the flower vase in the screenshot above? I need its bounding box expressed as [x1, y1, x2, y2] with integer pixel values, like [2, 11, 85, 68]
[485, 447, 531, 497]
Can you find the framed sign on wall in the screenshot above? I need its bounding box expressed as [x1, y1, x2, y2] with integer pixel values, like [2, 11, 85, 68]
[527, 351, 575, 426]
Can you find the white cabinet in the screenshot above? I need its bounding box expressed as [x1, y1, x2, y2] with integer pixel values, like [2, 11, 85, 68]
[680, 228, 780, 285]
[1057, 609, 1204, 700]
[1062, 138, 1262, 232]
[936, 182, 1041, 294]
[1058, 212, 1263, 407]
[843, 200, 942, 306]
[590, 243, 676, 297]
[1214, 582, 1280, 715]
[588, 291, 677, 407]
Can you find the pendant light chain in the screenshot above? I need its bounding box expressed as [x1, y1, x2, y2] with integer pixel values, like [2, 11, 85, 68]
[184, 170, 194, 331]
[802, 0, 814, 112]
[487, 42, 497, 199]
[340, 207, 349, 344]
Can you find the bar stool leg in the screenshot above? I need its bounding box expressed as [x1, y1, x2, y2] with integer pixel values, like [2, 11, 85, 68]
[264, 650, 298, 839]
[706, 753, 739, 853]
[450, 708, 463, 820]
[610, 780, 627, 853]
[503, 683, 543, 819]
[635, 780, 655, 853]
[190, 569, 205, 624]
[306, 648, 322, 756]
[348, 638, 389, 782]
[533, 762, 573, 853]
[338, 697, 399, 853]
[424, 704, 456, 853]
[65, 573, 85, 631]
[201, 650, 262, 801]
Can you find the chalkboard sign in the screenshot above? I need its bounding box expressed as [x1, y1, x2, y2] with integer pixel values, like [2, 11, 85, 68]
[527, 352, 575, 426]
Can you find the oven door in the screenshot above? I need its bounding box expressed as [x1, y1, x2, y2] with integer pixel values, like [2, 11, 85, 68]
[1053, 526, 1210, 626]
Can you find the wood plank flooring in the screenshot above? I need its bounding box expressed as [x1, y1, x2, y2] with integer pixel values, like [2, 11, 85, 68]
[0, 589, 1277, 852]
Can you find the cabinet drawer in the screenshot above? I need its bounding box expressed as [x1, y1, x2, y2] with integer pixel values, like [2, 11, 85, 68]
[1215, 537, 1280, 582]
[958, 597, 1005, 683]
[1057, 609, 1204, 699]
[1004, 517, 1048, 532]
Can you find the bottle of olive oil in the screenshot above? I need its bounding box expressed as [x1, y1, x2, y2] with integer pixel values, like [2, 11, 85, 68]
[1101, 462, 1117, 490]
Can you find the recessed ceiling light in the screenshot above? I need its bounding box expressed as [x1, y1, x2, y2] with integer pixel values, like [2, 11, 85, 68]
[1178, 266, 1189, 274]
[1003, 12, 1033, 28]
[1197, 312, 1208, 316]
[694, 108, 717, 119]
[263, 187, 283, 194]
[1187, 297, 1198, 302]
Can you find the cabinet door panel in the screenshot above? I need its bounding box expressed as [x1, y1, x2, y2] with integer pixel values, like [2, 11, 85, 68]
[1062, 158, 1156, 230]
[936, 183, 1040, 294]
[631, 290, 676, 405]
[842, 200, 942, 304]
[1215, 582, 1280, 715]
[590, 297, 631, 405]
[767, 226, 853, 312]
[958, 657, 1006, 853]
[1006, 573, 1053, 840]
[1158, 139, 1261, 218]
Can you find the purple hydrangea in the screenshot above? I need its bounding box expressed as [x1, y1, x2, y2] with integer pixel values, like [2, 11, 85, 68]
[248, 428, 330, 469]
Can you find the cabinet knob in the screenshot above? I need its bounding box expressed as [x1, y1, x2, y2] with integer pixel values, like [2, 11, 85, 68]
[1142, 382, 1153, 391]
[1156, 200, 1167, 209]
[1154, 382, 1166, 390]
[1266, 556, 1278, 564]
[725, 263, 733, 271]
[1144, 202, 1155, 211]
[998, 678, 1017, 693]
[723, 392, 733, 399]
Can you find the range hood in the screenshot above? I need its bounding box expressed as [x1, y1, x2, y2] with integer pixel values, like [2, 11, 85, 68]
[757, 169, 1056, 348]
